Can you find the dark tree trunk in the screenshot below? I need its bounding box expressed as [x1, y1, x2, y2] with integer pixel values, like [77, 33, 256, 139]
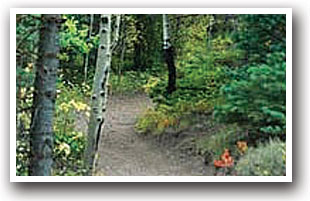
[133, 15, 145, 70]
[163, 14, 176, 94]
[29, 14, 60, 176]
[164, 46, 176, 93]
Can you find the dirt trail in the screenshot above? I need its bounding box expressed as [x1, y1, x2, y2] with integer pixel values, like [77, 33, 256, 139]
[94, 93, 212, 176]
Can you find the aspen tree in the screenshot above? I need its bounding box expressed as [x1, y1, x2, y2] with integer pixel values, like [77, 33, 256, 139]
[29, 14, 61, 176]
[86, 14, 111, 172]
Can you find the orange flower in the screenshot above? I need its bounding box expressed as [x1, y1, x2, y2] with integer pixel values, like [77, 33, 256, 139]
[214, 149, 234, 168]
[214, 160, 225, 168]
[224, 156, 234, 166]
[163, 119, 170, 127]
[221, 149, 230, 161]
[237, 141, 248, 153]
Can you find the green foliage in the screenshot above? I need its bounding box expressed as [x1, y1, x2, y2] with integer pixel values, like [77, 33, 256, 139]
[53, 130, 87, 176]
[148, 44, 230, 107]
[109, 71, 154, 93]
[233, 14, 286, 64]
[16, 140, 30, 176]
[134, 100, 200, 135]
[59, 14, 99, 86]
[16, 80, 91, 176]
[213, 52, 286, 139]
[53, 82, 90, 176]
[111, 14, 163, 72]
[235, 139, 286, 176]
[17, 65, 35, 89]
[139, 15, 247, 139]
[60, 16, 98, 54]
[171, 14, 210, 56]
[135, 100, 214, 136]
[210, 35, 245, 67]
[140, 14, 287, 173]
[16, 66, 36, 176]
[195, 124, 246, 160]
[149, 18, 245, 107]
[16, 14, 41, 52]
[135, 107, 178, 135]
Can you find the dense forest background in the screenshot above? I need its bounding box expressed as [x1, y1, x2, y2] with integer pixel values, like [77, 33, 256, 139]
[16, 14, 286, 176]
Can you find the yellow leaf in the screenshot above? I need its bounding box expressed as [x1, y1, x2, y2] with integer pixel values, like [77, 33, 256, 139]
[237, 141, 248, 154]
[72, 132, 83, 140]
[58, 142, 71, 156]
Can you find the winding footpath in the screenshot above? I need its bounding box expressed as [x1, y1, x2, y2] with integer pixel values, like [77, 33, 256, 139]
[94, 93, 212, 176]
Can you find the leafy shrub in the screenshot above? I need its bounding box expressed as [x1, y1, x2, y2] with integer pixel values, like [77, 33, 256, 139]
[213, 52, 286, 139]
[195, 124, 246, 160]
[53, 130, 87, 176]
[59, 15, 99, 86]
[109, 71, 153, 94]
[146, 57, 229, 112]
[52, 82, 90, 175]
[135, 98, 216, 136]
[16, 81, 90, 176]
[235, 139, 286, 176]
[138, 36, 242, 140]
[147, 33, 243, 115]
[60, 16, 94, 54]
[16, 139, 30, 176]
[233, 14, 286, 64]
[16, 64, 35, 176]
[209, 34, 245, 67]
[135, 105, 179, 135]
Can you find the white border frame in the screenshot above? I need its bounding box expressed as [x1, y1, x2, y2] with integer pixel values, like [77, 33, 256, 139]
[10, 8, 292, 182]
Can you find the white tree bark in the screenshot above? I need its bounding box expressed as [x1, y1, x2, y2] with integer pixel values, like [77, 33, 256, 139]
[163, 14, 171, 50]
[86, 14, 111, 173]
[86, 14, 123, 174]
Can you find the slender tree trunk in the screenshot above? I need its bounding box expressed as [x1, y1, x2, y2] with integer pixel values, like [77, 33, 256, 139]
[111, 14, 121, 51]
[134, 15, 144, 70]
[16, 56, 24, 141]
[117, 15, 126, 82]
[207, 15, 215, 48]
[84, 14, 94, 83]
[29, 14, 60, 176]
[163, 14, 176, 94]
[86, 14, 112, 174]
[119, 39, 126, 78]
